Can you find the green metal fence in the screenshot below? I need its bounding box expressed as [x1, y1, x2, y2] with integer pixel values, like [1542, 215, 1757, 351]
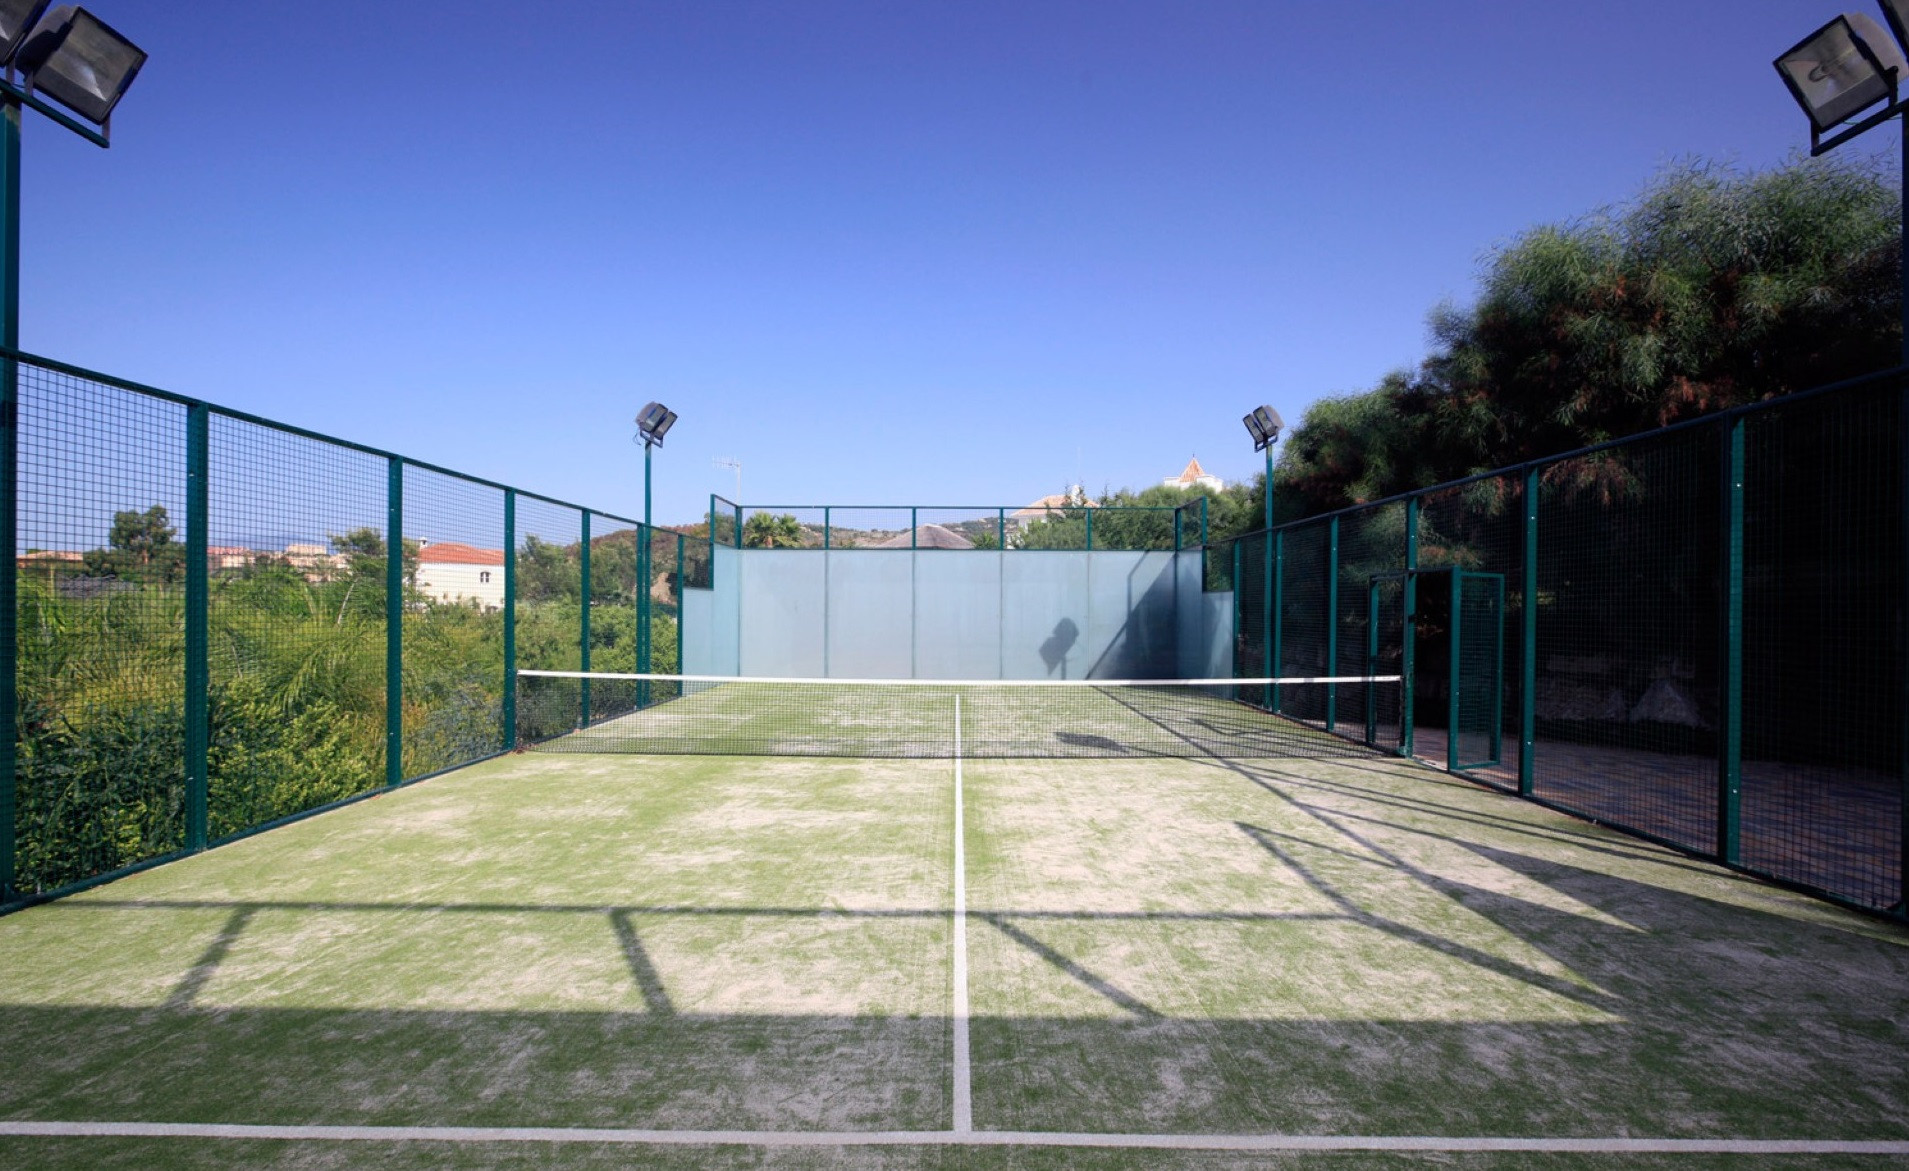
[0, 350, 713, 904]
[715, 498, 1211, 552]
[1220, 367, 1908, 920]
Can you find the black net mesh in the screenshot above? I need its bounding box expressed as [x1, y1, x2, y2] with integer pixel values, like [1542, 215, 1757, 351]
[1233, 530, 1269, 709]
[1741, 382, 1903, 910]
[14, 365, 186, 893]
[1336, 503, 1407, 741]
[1277, 520, 1331, 729]
[400, 467, 506, 778]
[1534, 428, 1722, 855]
[206, 415, 386, 839]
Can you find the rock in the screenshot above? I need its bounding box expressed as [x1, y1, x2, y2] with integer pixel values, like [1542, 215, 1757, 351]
[1629, 678, 1707, 728]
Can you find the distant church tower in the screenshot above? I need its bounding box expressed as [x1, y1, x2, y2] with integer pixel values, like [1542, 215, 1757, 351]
[1163, 456, 1223, 492]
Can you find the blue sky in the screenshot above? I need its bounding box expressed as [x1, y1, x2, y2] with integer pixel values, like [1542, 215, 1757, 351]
[16, 0, 1889, 527]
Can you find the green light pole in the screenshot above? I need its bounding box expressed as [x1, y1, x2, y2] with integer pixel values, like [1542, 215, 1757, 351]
[1771, 2, 1909, 914]
[1243, 406, 1283, 708]
[0, 4, 147, 902]
[635, 403, 677, 709]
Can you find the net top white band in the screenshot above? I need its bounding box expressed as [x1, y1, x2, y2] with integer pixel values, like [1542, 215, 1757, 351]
[517, 670, 1403, 688]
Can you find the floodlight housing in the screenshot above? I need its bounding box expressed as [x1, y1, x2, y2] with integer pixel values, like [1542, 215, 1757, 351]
[636, 401, 677, 447]
[1773, 12, 1906, 133]
[0, 0, 49, 66]
[1243, 405, 1283, 452]
[15, 5, 144, 127]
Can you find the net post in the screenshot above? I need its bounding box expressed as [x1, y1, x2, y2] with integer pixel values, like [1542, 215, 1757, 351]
[184, 403, 209, 852]
[1325, 516, 1339, 732]
[1271, 529, 1284, 713]
[579, 511, 591, 728]
[385, 457, 404, 788]
[1520, 467, 1538, 797]
[1717, 416, 1744, 865]
[1401, 496, 1418, 759]
[1448, 571, 1462, 773]
[503, 489, 517, 751]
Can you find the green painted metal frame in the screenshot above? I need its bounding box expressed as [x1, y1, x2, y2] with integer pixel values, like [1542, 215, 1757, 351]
[1324, 517, 1340, 732]
[0, 102, 22, 898]
[1230, 541, 1242, 700]
[384, 457, 403, 788]
[184, 404, 209, 851]
[1447, 569, 1506, 774]
[1270, 530, 1284, 713]
[1717, 418, 1744, 864]
[1520, 468, 1539, 797]
[502, 490, 517, 751]
[1401, 498, 1419, 759]
[676, 531, 686, 679]
[579, 511, 592, 728]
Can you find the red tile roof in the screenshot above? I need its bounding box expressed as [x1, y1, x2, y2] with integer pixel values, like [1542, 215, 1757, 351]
[417, 541, 505, 566]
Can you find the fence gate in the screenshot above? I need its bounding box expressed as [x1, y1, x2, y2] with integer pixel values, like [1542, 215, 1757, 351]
[1366, 569, 1504, 769]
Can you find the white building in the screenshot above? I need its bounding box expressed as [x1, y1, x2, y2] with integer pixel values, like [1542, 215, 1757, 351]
[1163, 457, 1223, 492]
[415, 540, 505, 610]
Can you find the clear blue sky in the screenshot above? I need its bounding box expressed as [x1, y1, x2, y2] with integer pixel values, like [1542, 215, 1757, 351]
[16, 0, 1889, 527]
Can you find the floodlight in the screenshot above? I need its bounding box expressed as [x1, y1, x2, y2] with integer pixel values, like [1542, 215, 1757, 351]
[635, 401, 676, 447]
[0, 1, 49, 66]
[15, 5, 145, 127]
[1243, 405, 1283, 452]
[1773, 13, 1906, 132]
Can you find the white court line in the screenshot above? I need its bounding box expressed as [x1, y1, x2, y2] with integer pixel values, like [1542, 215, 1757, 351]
[517, 670, 1399, 688]
[951, 694, 972, 1133]
[0, 1123, 1902, 1153]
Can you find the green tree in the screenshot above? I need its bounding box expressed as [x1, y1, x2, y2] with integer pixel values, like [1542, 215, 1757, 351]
[1275, 156, 1902, 516]
[743, 513, 805, 548]
[83, 505, 185, 583]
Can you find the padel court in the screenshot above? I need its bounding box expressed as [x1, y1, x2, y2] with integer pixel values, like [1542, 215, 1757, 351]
[1, 681, 1906, 1168]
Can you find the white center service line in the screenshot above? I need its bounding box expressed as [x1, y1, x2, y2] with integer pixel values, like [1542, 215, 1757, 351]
[951, 694, 972, 1134]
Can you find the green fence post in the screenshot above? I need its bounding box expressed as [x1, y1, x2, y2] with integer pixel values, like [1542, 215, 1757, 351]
[1325, 516, 1340, 732]
[997, 508, 1005, 550]
[1200, 496, 1208, 547]
[823, 506, 831, 551]
[1365, 581, 1379, 745]
[1261, 529, 1274, 709]
[0, 99, 21, 899]
[503, 489, 517, 751]
[1085, 508, 1093, 551]
[1448, 572, 1462, 773]
[579, 511, 591, 728]
[184, 403, 209, 851]
[1718, 418, 1744, 864]
[385, 458, 404, 787]
[683, 527, 691, 680]
[1271, 530, 1284, 713]
[1402, 497, 1418, 759]
[911, 507, 918, 550]
[1230, 541, 1241, 700]
[1173, 507, 1182, 553]
[1520, 469, 1538, 797]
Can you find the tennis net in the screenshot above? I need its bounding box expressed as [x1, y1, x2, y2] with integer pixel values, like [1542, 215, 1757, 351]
[516, 671, 1402, 759]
